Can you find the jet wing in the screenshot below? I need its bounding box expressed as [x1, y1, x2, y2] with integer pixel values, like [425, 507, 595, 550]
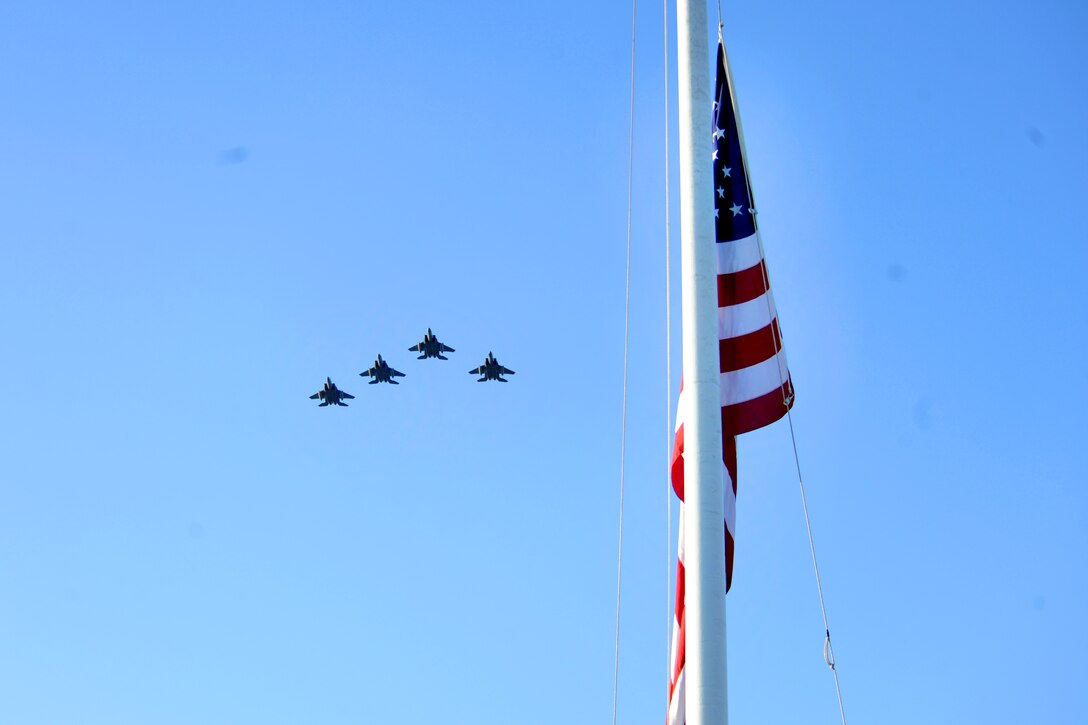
[390, 368, 405, 377]
[360, 367, 376, 377]
[439, 343, 455, 352]
[309, 392, 321, 399]
[341, 391, 355, 399]
[469, 366, 484, 375]
[408, 341, 425, 352]
[499, 366, 515, 375]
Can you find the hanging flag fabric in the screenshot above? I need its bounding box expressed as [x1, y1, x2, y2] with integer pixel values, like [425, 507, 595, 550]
[666, 37, 795, 725]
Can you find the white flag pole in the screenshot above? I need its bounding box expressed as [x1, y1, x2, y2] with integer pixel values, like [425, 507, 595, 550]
[676, 1, 728, 724]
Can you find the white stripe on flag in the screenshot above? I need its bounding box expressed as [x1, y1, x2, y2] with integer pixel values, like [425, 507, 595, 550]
[715, 231, 764, 275]
[668, 667, 686, 725]
[717, 290, 779, 340]
[720, 349, 790, 406]
[676, 505, 686, 561]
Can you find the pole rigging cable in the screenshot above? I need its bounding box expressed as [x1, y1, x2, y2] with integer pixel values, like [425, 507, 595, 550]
[611, 1, 638, 724]
[662, 0, 674, 710]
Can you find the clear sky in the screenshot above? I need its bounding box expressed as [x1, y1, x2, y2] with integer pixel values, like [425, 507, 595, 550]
[1, 1, 1086, 723]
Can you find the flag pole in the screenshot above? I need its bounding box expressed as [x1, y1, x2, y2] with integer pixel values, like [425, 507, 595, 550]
[676, 1, 728, 724]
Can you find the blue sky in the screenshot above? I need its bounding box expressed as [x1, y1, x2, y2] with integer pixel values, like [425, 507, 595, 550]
[1, 1, 1085, 723]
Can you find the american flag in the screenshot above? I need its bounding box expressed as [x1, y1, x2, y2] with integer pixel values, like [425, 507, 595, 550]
[666, 37, 794, 725]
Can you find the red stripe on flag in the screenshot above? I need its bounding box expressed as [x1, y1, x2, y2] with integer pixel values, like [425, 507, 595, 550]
[717, 260, 771, 307]
[719, 319, 782, 373]
[721, 377, 794, 436]
[671, 422, 685, 500]
[674, 560, 686, 619]
[669, 608, 686, 698]
[723, 436, 737, 589]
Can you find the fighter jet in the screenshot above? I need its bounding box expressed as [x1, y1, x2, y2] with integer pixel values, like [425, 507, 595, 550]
[359, 354, 406, 384]
[310, 377, 355, 407]
[469, 352, 515, 382]
[409, 328, 455, 360]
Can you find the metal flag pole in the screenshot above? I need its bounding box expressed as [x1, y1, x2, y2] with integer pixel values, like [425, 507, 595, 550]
[676, 1, 728, 724]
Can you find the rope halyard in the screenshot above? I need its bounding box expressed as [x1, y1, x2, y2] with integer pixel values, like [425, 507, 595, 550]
[788, 410, 849, 725]
[612, 1, 637, 724]
[662, 0, 674, 707]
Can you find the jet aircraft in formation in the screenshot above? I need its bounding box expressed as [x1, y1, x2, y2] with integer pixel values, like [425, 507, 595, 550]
[409, 328, 455, 360]
[359, 354, 405, 384]
[311, 328, 515, 406]
[309, 377, 354, 407]
[470, 352, 515, 383]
